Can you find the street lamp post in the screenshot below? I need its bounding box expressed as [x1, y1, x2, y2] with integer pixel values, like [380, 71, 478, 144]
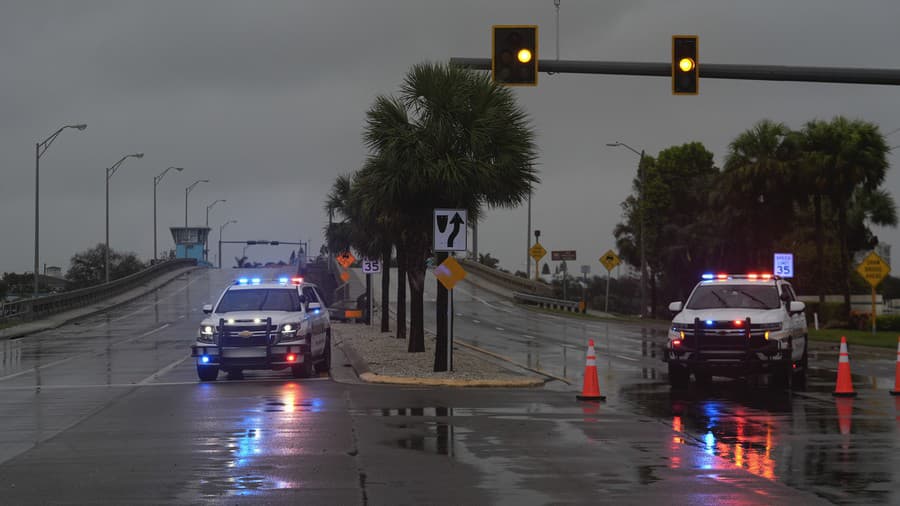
[153, 166, 184, 262]
[34, 124, 87, 297]
[218, 219, 237, 269]
[205, 199, 226, 263]
[607, 141, 647, 318]
[184, 179, 210, 227]
[106, 153, 144, 284]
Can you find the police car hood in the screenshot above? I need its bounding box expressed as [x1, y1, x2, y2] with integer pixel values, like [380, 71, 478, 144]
[202, 311, 300, 326]
[673, 308, 784, 326]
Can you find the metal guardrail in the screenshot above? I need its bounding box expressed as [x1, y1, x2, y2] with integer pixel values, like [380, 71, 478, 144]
[513, 292, 582, 312]
[0, 258, 197, 324]
[459, 258, 553, 297]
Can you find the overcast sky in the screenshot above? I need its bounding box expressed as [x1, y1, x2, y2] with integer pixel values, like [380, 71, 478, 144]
[2, 0, 899, 279]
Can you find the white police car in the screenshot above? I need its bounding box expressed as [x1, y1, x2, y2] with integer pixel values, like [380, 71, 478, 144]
[191, 276, 331, 381]
[664, 273, 808, 389]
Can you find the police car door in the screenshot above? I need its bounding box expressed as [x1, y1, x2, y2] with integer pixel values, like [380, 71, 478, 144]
[302, 286, 326, 356]
[781, 283, 806, 361]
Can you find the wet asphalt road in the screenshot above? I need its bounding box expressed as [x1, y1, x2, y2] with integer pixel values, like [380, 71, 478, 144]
[0, 268, 896, 504]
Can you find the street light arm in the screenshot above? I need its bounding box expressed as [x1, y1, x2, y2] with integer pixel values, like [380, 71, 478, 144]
[108, 153, 143, 180]
[186, 179, 210, 195]
[606, 141, 642, 157]
[37, 124, 87, 158]
[154, 166, 184, 186]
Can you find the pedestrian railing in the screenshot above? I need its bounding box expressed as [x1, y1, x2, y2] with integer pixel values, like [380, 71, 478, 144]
[0, 258, 197, 324]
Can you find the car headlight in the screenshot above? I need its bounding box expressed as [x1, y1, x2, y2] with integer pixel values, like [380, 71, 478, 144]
[280, 323, 300, 339]
[198, 325, 216, 343]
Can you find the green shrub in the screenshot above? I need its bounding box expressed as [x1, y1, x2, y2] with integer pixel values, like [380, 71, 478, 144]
[876, 314, 900, 331]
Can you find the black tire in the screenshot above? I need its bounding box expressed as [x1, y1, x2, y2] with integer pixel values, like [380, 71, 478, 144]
[770, 362, 793, 390]
[316, 331, 332, 374]
[793, 338, 809, 388]
[225, 368, 244, 380]
[668, 363, 690, 389]
[292, 348, 315, 378]
[197, 364, 219, 381]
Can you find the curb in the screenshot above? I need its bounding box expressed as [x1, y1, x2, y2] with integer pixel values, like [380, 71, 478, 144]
[1, 266, 201, 340]
[338, 340, 545, 388]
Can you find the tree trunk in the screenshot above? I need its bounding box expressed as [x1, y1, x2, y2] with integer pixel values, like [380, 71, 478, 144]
[838, 203, 852, 320]
[434, 252, 448, 371]
[407, 257, 426, 353]
[396, 246, 407, 341]
[649, 269, 658, 318]
[380, 244, 391, 333]
[814, 194, 825, 305]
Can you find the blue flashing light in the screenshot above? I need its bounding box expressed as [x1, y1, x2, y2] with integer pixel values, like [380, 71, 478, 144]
[705, 320, 714, 326]
[701, 273, 714, 280]
[278, 277, 289, 284]
[200, 355, 210, 364]
[238, 278, 249, 285]
[251, 277, 261, 285]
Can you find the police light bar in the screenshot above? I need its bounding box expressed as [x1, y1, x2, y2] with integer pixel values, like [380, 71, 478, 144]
[278, 277, 289, 285]
[291, 277, 303, 285]
[701, 273, 776, 281]
[251, 278, 262, 285]
[237, 278, 249, 285]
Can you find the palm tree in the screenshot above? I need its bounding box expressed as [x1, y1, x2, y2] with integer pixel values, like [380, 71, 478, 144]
[362, 62, 538, 366]
[801, 117, 890, 316]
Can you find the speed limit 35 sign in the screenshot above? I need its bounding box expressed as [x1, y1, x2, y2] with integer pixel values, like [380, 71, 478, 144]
[361, 258, 382, 274]
[773, 253, 793, 278]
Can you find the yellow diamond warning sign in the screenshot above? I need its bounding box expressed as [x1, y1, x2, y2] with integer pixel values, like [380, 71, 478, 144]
[856, 251, 890, 287]
[529, 242, 547, 262]
[599, 250, 620, 272]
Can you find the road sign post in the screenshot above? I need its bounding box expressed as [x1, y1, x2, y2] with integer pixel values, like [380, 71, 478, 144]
[434, 257, 467, 371]
[599, 250, 620, 313]
[855, 251, 890, 334]
[362, 258, 382, 326]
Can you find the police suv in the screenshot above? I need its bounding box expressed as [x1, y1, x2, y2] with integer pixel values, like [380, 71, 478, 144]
[664, 273, 808, 389]
[191, 276, 331, 381]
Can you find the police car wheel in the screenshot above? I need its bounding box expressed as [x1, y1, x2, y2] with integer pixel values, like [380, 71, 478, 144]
[292, 352, 314, 378]
[668, 363, 690, 389]
[197, 364, 219, 381]
[316, 333, 332, 374]
[770, 363, 793, 390]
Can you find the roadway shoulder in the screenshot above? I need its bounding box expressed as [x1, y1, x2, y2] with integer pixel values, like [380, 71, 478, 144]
[0, 266, 201, 340]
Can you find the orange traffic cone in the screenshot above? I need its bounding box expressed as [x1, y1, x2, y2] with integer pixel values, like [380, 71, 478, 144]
[832, 336, 858, 398]
[890, 337, 900, 396]
[576, 339, 606, 402]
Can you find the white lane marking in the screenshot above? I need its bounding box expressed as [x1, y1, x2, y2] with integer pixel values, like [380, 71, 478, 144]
[138, 355, 191, 385]
[0, 323, 172, 382]
[613, 354, 639, 362]
[112, 323, 170, 346]
[523, 334, 536, 340]
[495, 327, 505, 331]
[0, 376, 330, 391]
[456, 313, 463, 317]
[472, 320, 481, 324]
[0, 356, 79, 381]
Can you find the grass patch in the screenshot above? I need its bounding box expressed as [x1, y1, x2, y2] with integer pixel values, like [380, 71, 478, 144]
[808, 328, 899, 349]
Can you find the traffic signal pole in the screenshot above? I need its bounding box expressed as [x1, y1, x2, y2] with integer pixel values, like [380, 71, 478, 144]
[451, 58, 900, 86]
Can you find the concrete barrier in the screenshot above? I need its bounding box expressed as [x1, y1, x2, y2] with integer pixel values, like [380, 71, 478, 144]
[0, 258, 197, 324]
[458, 259, 553, 297]
[513, 292, 582, 312]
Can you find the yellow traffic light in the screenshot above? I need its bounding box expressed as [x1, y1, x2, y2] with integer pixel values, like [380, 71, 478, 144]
[492, 25, 538, 86]
[672, 35, 699, 95]
[517, 48, 533, 64]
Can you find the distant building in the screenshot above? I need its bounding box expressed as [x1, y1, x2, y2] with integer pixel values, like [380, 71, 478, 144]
[44, 266, 63, 278]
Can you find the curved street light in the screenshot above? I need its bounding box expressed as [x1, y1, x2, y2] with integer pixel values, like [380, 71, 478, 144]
[204, 199, 227, 263]
[106, 153, 144, 283]
[218, 219, 238, 269]
[607, 141, 647, 318]
[153, 167, 184, 261]
[185, 179, 210, 227]
[34, 124, 87, 297]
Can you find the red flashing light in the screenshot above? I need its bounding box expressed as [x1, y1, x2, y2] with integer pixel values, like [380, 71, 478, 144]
[747, 273, 758, 280]
[761, 274, 772, 280]
[733, 320, 743, 326]
[672, 340, 682, 347]
[716, 273, 728, 280]
[291, 277, 303, 285]
[287, 354, 297, 362]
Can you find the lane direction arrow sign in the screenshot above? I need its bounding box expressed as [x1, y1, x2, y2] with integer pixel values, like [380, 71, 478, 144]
[434, 209, 468, 252]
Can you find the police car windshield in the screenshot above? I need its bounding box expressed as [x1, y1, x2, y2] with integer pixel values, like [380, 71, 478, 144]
[215, 289, 300, 312]
[686, 284, 780, 310]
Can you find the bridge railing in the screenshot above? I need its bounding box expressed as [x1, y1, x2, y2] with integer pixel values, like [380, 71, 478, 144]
[458, 258, 553, 297]
[0, 258, 197, 324]
[513, 292, 582, 312]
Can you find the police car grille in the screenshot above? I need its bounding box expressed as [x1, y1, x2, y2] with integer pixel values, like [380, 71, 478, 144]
[220, 325, 274, 347]
[682, 330, 767, 350]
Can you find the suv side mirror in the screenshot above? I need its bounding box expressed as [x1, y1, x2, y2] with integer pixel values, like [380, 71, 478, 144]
[789, 301, 805, 314]
[202, 304, 213, 314]
[668, 301, 683, 313]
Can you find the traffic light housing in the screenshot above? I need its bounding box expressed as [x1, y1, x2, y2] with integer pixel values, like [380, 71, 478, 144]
[672, 35, 698, 95]
[492, 25, 538, 86]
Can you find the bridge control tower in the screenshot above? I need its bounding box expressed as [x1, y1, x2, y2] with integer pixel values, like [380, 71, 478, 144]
[170, 227, 211, 265]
